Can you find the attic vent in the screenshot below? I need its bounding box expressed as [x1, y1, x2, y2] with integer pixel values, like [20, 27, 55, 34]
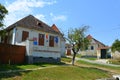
[37, 22, 43, 28]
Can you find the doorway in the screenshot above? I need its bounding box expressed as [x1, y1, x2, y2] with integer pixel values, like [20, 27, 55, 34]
[101, 49, 107, 59]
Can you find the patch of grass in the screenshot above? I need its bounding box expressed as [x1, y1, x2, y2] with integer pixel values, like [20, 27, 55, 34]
[85, 58, 97, 60]
[0, 66, 111, 80]
[61, 57, 72, 63]
[76, 54, 82, 58]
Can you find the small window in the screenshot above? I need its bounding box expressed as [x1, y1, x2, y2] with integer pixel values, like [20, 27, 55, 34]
[38, 22, 41, 26]
[91, 46, 94, 50]
[49, 36, 54, 47]
[37, 22, 43, 28]
[22, 31, 29, 41]
[38, 34, 45, 46]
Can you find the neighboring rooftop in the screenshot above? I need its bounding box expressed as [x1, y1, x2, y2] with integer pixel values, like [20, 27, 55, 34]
[51, 24, 61, 33]
[86, 34, 106, 47]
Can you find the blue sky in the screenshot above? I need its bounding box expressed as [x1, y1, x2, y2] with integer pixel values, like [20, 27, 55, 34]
[1, 0, 120, 46]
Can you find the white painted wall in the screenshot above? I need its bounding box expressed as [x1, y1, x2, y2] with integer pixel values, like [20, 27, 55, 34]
[60, 41, 65, 57]
[81, 39, 99, 57]
[13, 27, 62, 58]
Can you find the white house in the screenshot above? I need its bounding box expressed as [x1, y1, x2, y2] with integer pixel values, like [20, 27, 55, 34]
[81, 34, 110, 59]
[0, 15, 65, 63]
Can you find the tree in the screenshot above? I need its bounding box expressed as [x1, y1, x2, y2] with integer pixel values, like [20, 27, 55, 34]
[0, 4, 8, 28]
[111, 39, 120, 52]
[68, 26, 90, 65]
[0, 4, 8, 38]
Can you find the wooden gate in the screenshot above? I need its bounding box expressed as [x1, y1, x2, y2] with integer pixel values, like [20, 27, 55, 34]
[0, 43, 26, 64]
[66, 49, 71, 55]
[101, 49, 107, 59]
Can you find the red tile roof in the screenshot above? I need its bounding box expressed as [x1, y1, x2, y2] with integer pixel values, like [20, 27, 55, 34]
[51, 24, 60, 33]
[86, 34, 106, 47]
[86, 34, 93, 40]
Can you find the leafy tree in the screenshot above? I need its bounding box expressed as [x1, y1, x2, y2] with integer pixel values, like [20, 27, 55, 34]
[111, 39, 120, 52]
[68, 26, 90, 65]
[0, 4, 8, 28]
[0, 4, 8, 38]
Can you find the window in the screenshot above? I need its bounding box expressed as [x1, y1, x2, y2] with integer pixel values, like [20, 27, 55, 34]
[38, 34, 44, 46]
[49, 36, 54, 47]
[54, 36, 59, 47]
[22, 31, 29, 41]
[91, 46, 94, 50]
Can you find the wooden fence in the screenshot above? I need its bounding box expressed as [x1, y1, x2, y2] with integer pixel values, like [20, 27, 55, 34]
[0, 43, 26, 64]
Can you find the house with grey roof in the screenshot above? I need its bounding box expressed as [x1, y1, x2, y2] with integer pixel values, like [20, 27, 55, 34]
[0, 15, 65, 63]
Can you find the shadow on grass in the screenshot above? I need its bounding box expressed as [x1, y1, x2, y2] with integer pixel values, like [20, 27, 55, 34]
[33, 62, 66, 67]
[0, 62, 66, 80]
[0, 64, 30, 80]
[0, 70, 31, 80]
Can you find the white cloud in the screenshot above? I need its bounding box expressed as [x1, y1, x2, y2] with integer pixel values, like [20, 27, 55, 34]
[53, 15, 67, 21]
[35, 14, 46, 22]
[50, 13, 67, 22]
[4, 0, 56, 26]
[7, 0, 57, 13]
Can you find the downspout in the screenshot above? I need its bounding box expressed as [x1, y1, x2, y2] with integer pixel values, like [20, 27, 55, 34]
[12, 27, 17, 45]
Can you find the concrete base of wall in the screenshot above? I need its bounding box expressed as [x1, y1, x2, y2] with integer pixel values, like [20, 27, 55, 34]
[33, 57, 61, 63]
[26, 56, 61, 64]
[25, 56, 33, 64]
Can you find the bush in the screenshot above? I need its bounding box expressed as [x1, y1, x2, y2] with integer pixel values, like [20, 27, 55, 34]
[109, 59, 120, 65]
[112, 51, 120, 60]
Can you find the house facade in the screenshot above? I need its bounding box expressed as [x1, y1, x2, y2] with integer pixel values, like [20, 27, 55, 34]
[0, 15, 65, 63]
[81, 35, 110, 59]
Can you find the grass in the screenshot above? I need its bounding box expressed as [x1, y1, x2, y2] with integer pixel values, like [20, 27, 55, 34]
[0, 57, 118, 80]
[61, 57, 120, 73]
[77, 60, 120, 73]
[61, 57, 72, 63]
[0, 66, 111, 80]
[76, 54, 82, 58]
[108, 59, 120, 65]
[85, 57, 97, 60]
[0, 63, 64, 71]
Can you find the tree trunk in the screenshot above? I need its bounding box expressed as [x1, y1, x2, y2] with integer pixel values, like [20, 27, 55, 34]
[72, 52, 77, 65]
[72, 46, 77, 65]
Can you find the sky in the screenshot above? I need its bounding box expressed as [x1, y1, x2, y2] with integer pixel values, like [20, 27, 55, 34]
[0, 0, 120, 46]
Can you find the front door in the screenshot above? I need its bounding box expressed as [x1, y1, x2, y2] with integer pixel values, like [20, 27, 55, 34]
[101, 49, 106, 59]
